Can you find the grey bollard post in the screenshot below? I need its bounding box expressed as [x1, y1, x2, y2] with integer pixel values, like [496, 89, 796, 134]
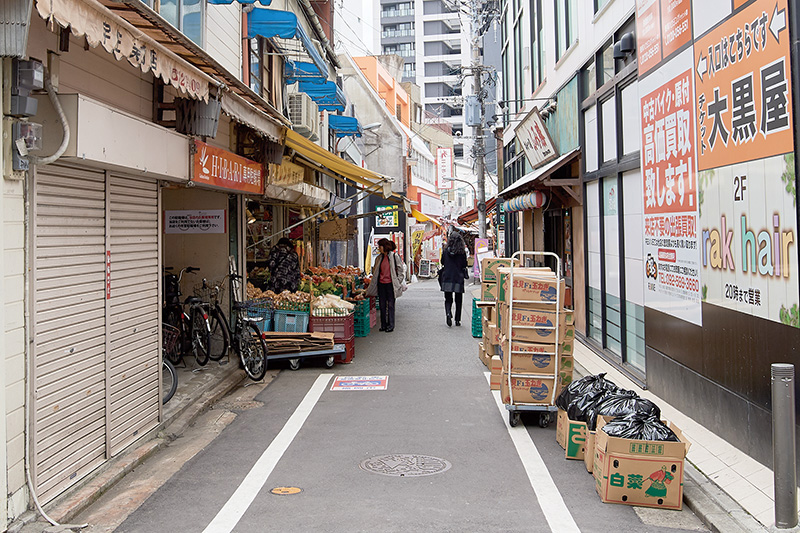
[772, 363, 798, 529]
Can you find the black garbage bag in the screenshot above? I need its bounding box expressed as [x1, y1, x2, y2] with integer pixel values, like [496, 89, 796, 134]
[586, 390, 662, 431]
[567, 387, 617, 422]
[555, 373, 618, 413]
[601, 412, 680, 442]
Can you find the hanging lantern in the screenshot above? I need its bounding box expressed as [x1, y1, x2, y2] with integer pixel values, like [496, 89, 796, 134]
[502, 191, 547, 212]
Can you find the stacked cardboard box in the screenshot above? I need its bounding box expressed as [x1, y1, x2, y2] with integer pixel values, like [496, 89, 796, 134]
[479, 257, 519, 304]
[495, 266, 575, 405]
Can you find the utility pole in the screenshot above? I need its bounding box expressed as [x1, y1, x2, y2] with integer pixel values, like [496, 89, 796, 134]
[470, 0, 487, 239]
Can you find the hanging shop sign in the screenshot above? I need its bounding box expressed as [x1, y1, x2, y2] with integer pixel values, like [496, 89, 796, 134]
[376, 205, 399, 228]
[193, 140, 264, 194]
[420, 194, 443, 217]
[694, 0, 793, 172]
[635, 0, 693, 76]
[36, 0, 209, 101]
[514, 107, 558, 170]
[268, 157, 306, 186]
[437, 147, 453, 190]
[164, 209, 227, 234]
[640, 66, 702, 326]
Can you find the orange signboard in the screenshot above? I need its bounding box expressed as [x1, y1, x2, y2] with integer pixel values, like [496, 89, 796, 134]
[694, 0, 793, 171]
[192, 140, 264, 194]
[636, 0, 692, 76]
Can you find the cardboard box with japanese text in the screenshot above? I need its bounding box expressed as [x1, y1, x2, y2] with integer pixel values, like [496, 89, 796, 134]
[501, 373, 556, 405]
[481, 281, 499, 302]
[497, 267, 564, 309]
[490, 355, 502, 390]
[556, 409, 589, 460]
[593, 417, 691, 510]
[481, 257, 519, 283]
[499, 306, 570, 344]
[500, 341, 572, 373]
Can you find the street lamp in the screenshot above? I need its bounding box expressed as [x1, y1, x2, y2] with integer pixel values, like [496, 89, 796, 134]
[445, 178, 477, 208]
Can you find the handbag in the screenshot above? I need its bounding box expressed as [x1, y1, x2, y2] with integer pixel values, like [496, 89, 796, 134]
[463, 266, 470, 279]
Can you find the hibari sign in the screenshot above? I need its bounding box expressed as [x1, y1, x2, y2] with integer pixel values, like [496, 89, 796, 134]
[514, 107, 558, 169]
[192, 140, 264, 194]
[436, 147, 453, 190]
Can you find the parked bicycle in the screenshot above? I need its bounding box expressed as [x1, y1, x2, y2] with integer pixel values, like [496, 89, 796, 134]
[194, 278, 230, 362]
[228, 259, 268, 380]
[161, 323, 180, 404]
[162, 266, 211, 367]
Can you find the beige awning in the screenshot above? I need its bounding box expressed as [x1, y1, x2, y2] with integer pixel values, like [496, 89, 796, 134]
[220, 92, 283, 143]
[36, 0, 212, 101]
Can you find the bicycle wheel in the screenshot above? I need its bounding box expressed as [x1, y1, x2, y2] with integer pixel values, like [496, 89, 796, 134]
[239, 323, 268, 381]
[208, 307, 230, 362]
[162, 359, 177, 404]
[191, 307, 211, 366]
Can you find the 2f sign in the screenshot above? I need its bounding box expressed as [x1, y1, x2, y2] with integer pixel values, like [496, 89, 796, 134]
[734, 175, 747, 201]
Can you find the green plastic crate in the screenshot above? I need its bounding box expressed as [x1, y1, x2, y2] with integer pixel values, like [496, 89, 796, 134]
[354, 321, 370, 337]
[471, 297, 482, 338]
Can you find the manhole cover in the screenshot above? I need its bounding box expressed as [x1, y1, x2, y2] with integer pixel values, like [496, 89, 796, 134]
[360, 454, 452, 477]
[270, 486, 302, 495]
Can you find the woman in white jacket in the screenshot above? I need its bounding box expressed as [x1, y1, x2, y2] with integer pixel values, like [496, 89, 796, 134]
[366, 238, 405, 332]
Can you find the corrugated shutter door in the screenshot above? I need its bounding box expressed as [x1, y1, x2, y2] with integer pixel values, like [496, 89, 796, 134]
[108, 174, 160, 455]
[33, 164, 107, 503]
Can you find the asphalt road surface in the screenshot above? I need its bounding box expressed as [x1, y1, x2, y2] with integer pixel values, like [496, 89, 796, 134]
[78, 281, 708, 533]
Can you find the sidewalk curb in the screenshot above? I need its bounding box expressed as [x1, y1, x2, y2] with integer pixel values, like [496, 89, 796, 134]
[573, 360, 767, 532]
[41, 365, 247, 526]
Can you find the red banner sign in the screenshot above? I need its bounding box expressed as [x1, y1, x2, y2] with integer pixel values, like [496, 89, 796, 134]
[192, 140, 264, 194]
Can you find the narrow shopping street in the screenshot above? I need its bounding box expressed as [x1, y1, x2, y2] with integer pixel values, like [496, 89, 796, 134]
[68, 281, 706, 533]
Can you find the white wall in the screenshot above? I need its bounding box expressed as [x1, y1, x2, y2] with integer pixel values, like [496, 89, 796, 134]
[205, 4, 242, 78]
[1, 66, 7, 532]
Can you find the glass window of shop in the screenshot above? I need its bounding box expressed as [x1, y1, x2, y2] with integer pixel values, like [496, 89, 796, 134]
[580, 17, 645, 377]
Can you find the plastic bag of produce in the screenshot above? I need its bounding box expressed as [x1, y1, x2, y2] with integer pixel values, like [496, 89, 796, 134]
[585, 390, 661, 430]
[555, 373, 618, 414]
[600, 412, 680, 442]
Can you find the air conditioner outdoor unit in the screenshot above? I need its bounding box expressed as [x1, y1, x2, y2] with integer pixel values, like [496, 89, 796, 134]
[288, 93, 319, 140]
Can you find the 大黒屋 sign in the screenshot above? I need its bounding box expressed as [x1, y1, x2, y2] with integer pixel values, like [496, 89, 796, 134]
[193, 140, 264, 194]
[164, 210, 227, 234]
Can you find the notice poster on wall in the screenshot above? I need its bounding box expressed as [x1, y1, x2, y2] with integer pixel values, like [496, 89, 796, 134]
[164, 210, 226, 234]
[640, 64, 702, 326]
[699, 154, 798, 324]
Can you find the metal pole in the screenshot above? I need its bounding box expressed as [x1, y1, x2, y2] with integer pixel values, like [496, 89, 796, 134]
[772, 363, 798, 529]
[471, 0, 486, 239]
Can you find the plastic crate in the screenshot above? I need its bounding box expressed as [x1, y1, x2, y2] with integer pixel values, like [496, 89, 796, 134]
[369, 307, 377, 328]
[349, 299, 369, 322]
[274, 301, 311, 312]
[334, 336, 355, 364]
[354, 320, 370, 337]
[471, 298, 483, 338]
[244, 300, 274, 333]
[273, 310, 310, 332]
[369, 296, 376, 310]
[309, 312, 354, 340]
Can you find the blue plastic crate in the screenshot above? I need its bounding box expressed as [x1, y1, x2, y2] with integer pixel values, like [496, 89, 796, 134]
[244, 300, 273, 333]
[273, 310, 310, 332]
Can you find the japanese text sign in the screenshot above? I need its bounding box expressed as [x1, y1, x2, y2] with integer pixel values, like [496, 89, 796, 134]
[376, 206, 399, 228]
[514, 107, 558, 169]
[636, 0, 693, 75]
[164, 210, 227, 234]
[694, 0, 793, 171]
[641, 69, 697, 215]
[193, 141, 264, 194]
[437, 147, 453, 190]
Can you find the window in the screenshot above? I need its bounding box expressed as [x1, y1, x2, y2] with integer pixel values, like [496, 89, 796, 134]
[382, 2, 415, 17]
[622, 169, 645, 371]
[586, 180, 602, 342]
[158, 0, 203, 45]
[383, 43, 415, 57]
[248, 38, 261, 95]
[382, 22, 415, 38]
[402, 63, 416, 79]
[600, 42, 614, 86]
[530, 0, 544, 88]
[603, 175, 621, 356]
[621, 81, 640, 155]
[554, 0, 577, 61]
[594, 0, 610, 13]
[584, 104, 598, 172]
[601, 96, 616, 163]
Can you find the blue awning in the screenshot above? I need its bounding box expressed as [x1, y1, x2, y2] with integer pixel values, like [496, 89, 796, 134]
[209, 0, 272, 5]
[328, 115, 362, 137]
[248, 8, 327, 81]
[298, 80, 345, 112]
[284, 61, 327, 84]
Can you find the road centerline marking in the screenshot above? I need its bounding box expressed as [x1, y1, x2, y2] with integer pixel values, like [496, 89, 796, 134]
[485, 372, 581, 533]
[202, 373, 333, 533]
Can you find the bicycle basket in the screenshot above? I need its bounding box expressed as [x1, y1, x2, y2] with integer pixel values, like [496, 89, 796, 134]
[194, 281, 226, 306]
[162, 323, 180, 355]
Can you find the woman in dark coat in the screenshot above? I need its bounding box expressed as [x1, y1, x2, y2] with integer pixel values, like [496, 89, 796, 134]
[439, 230, 468, 327]
[267, 237, 301, 293]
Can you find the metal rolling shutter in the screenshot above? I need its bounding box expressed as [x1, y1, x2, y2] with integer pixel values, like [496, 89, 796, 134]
[107, 174, 160, 455]
[33, 165, 108, 502]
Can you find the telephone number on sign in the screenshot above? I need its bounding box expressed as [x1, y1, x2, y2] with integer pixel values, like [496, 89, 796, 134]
[660, 272, 699, 292]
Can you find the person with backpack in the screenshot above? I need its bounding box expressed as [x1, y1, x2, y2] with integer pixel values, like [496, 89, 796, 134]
[267, 237, 301, 293]
[366, 238, 405, 332]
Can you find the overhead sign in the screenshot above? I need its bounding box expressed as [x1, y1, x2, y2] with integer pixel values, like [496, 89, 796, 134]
[436, 147, 453, 190]
[420, 194, 443, 217]
[376, 205, 399, 227]
[694, 0, 793, 172]
[331, 376, 389, 391]
[164, 209, 227, 234]
[35, 0, 209, 101]
[514, 107, 558, 170]
[269, 157, 306, 186]
[193, 140, 264, 194]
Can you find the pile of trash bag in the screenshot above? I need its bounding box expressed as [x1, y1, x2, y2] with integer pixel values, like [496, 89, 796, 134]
[600, 412, 680, 442]
[555, 373, 676, 441]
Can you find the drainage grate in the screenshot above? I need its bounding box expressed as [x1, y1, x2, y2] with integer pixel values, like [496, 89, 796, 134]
[360, 454, 452, 477]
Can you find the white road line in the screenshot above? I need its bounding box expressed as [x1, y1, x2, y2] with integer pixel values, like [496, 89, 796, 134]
[202, 373, 333, 533]
[485, 372, 581, 533]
